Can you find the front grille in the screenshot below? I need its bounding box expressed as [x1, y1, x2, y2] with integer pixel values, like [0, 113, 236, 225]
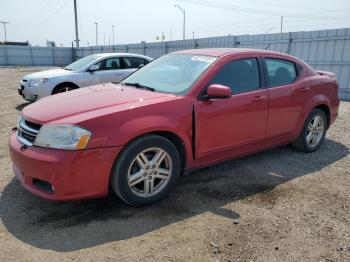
[24, 120, 41, 130]
[17, 118, 41, 146]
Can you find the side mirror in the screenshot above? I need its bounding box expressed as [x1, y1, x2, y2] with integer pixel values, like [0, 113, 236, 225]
[89, 64, 99, 72]
[206, 84, 232, 99]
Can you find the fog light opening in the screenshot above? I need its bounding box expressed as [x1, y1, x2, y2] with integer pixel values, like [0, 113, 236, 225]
[32, 178, 54, 193]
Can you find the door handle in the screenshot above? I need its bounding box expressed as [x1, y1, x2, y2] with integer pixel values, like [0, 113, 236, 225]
[298, 87, 310, 92]
[114, 73, 123, 76]
[251, 96, 266, 102]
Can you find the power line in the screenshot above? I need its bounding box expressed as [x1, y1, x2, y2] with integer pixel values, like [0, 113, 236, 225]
[177, 0, 348, 19]
[119, 17, 276, 41]
[221, 0, 348, 12]
[36, 0, 61, 17]
[39, 0, 70, 25]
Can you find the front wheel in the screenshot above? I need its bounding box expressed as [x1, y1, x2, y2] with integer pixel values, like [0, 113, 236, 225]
[52, 83, 77, 95]
[56, 86, 75, 93]
[292, 108, 327, 153]
[110, 134, 181, 206]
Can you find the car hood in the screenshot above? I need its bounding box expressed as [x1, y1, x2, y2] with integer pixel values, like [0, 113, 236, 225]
[23, 68, 73, 79]
[22, 83, 178, 124]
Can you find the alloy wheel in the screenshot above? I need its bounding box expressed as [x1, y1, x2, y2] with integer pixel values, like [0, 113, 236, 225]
[306, 115, 325, 147]
[127, 147, 173, 197]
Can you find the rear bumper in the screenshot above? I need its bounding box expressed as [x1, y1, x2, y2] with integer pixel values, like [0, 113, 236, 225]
[9, 132, 122, 201]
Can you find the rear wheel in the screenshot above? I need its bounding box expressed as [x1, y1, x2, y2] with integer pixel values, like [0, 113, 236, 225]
[292, 109, 327, 153]
[110, 134, 181, 206]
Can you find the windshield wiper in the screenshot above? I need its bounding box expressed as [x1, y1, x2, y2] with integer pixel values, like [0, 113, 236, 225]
[123, 82, 155, 92]
[64, 67, 72, 71]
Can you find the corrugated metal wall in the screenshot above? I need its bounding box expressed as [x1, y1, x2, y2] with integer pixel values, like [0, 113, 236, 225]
[1, 28, 349, 100]
[0, 45, 73, 66]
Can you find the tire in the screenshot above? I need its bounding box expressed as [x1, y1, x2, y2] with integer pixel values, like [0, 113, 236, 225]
[110, 134, 181, 206]
[52, 83, 77, 94]
[292, 108, 327, 153]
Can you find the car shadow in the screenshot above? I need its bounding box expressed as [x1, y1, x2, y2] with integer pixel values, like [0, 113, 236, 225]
[15, 102, 31, 112]
[0, 138, 348, 252]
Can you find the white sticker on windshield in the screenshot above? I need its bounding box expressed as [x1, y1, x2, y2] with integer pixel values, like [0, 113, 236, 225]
[191, 56, 216, 63]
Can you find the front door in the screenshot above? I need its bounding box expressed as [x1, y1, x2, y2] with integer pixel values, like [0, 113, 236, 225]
[85, 57, 124, 85]
[195, 57, 268, 164]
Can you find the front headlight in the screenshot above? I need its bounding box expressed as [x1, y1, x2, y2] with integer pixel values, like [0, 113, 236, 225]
[34, 125, 91, 150]
[29, 78, 49, 87]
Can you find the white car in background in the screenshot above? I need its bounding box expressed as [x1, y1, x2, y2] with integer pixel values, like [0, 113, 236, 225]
[18, 53, 153, 101]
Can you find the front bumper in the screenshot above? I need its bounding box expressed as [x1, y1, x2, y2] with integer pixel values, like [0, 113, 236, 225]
[18, 80, 37, 101]
[9, 132, 122, 201]
[18, 79, 52, 101]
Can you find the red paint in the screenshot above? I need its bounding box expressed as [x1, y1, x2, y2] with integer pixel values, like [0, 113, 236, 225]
[9, 134, 121, 200]
[9, 48, 340, 201]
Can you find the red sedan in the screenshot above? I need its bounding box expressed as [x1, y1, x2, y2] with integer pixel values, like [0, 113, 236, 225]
[9, 48, 340, 206]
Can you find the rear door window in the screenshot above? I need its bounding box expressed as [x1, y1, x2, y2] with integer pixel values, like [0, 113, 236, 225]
[210, 58, 260, 94]
[264, 58, 297, 87]
[123, 57, 148, 69]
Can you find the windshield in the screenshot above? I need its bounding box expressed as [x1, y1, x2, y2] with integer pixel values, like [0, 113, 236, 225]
[64, 55, 101, 71]
[122, 53, 217, 94]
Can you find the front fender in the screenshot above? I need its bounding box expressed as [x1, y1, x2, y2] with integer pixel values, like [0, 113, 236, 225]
[81, 97, 195, 168]
[108, 115, 194, 168]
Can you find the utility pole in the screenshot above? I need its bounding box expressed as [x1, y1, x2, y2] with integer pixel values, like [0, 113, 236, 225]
[103, 32, 106, 46]
[112, 25, 115, 45]
[174, 5, 186, 40]
[0, 21, 9, 42]
[95, 22, 98, 45]
[73, 0, 79, 47]
[280, 16, 283, 33]
[192, 32, 195, 40]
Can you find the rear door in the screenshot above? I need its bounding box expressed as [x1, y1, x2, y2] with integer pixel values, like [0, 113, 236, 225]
[263, 56, 310, 144]
[195, 57, 268, 164]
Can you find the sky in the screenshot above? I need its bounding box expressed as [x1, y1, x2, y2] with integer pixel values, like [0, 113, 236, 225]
[0, 0, 350, 47]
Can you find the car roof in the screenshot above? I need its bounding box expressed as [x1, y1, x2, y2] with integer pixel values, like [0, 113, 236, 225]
[93, 53, 152, 59]
[173, 48, 288, 57]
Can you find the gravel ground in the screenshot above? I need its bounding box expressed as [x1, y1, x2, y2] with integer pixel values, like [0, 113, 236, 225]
[0, 67, 349, 262]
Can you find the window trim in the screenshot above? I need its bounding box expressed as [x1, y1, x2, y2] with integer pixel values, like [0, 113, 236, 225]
[198, 56, 263, 100]
[262, 57, 300, 88]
